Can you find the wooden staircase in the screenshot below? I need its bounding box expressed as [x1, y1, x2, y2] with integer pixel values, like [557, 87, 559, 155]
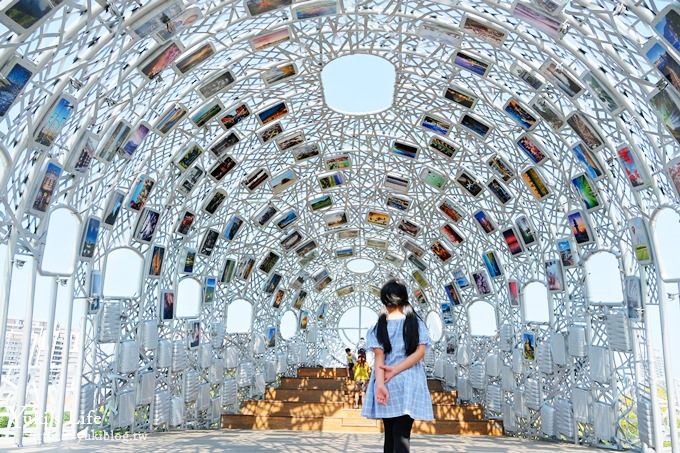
[221, 367, 504, 435]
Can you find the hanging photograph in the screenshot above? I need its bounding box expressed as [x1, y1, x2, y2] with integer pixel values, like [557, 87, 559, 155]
[276, 131, 305, 151]
[221, 258, 236, 283]
[513, 2, 563, 38]
[454, 269, 470, 289]
[318, 171, 347, 190]
[295, 239, 317, 257]
[292, 142, 321, 161]
[133, 207, 161, 244]
[572, 142, 604, 180]
[416, 21, 462, 47]
[384, 174, 409, 193]
[336, 247, 354, 258]
[429, 136, 458, 159]
[220, 103, 251, 130]
[412, 270, 429, 289]
[420, 167, 448, 191]
[516, 215, 538, 247]
[628, 217, 653, 265]
[336, 285, 354, 298]
[431, 240, 452, 262]
[383, 251, 403, 266]
[510, 62, 544, 90]
[209, 133, 240, 160]
[616, 145, 649, 190]
[29, 160, 63, 217]
[441, 224, 464, 246]
[293, 0, 338, 20]
[263, 62, 297, 86]
[257, 101, 289, 125]
[299, 310, 310, 330]
[566, 112, 604, 150]
[259, 251, 281, 274]
[266, 326, 277, 347]
[583, 71, 621, 113]
[443, 85, 477, 109]
[160, 290, 175, 321]
[189, 321, 200, 348]
[250, 27, 291, 50]
[34, 94, 76, 149]
[483, 250, 503, 278]
[420, 115, 452, 136]
[502, 227, 524, 256]
[154, 104, 187, 136]
[413, 288, 428, 305]
[487, 178, 513, 204]
[139, 41, 183, 80]
[253, 204, 279, 227]
[504, 98, 539, 130]
[258, 122, 284, 143]
[65, 131, 99, 175]
[521, 332, 536, 360]
[130, 1, 184, 38]
[545, 259, 565, 292]
[644, 40, 680, 94]
[293, 289, 308, 309]
[455, 169, 484, 197]
[390, 140, 419, 159]
[508, 280, 520, 307]
[223, 215, 244, 241]
[270, 168, 298, 194]
[487, 155, 515, 182]
[443, 283, 462, 306]
[408, 254, 427, 272]
[208, 156, 238, 182]
[313, 268, 333, 292]
[246, 0, 292, 16]
[148, 244, 165, 278]
[201, 188, 227, 215]
[666, 155, 680, 199]
[97, 120, 131, 163]
[275, 209, 299, 229]
[337, 229, 359, 239]
[649, 88, 680, 144]
[0, 56, 34, 117]
[474, 210, 496, 234]
[624, 276, 642, 320]
[386, 194, 411, 211]
[79, 216, 101, 260]
[530, 96, 564, 130]
[460, 113, 492, 139]
[198, 69, 236, 99]
[653, 5, 679, 53]
[179, 248, 196, 274]
[237, 256, 256, 280]
[120, 122, 151, 160]
[177, 166, 204, 196]
[367, 210, 390, 226]
[440, 302, 454, 325]
[173, 142, 204, 172]
[242, 167, 270, 192]
[309, 194, 333, 211]
[517, 134, 549, 164]
[102, 190, 125, 228]
[571, 174, 601, 211]
[556, 237, 577, 267]
[438, 199, 464, 222]
[541, 59, 583, 99]
[461, 15, 507, 46]
[397, 218, 421, 237]
[567, 209, 595, 245]
[453, 51, 491, 76]
[472, 269, 493, 295]
[190, 98, 224, 128]
[198, 228, 220, 256]
[174, 43, 214, 74]
[521, 166, 551, 200]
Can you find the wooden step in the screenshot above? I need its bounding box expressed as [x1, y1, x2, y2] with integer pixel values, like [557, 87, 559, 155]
[297, 367, 348, 378]
[221, 414, 503, 435]
[240, 401, 485, 421]
[265, 388, 349, 402]
[278, 377, 445, 392]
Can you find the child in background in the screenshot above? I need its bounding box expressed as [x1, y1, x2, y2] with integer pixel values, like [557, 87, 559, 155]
[345, 348, 355, 380]
[353, 353, 371, 408]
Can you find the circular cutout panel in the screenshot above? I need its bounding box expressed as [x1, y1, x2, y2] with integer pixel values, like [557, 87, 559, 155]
[346, 257, 376, 274]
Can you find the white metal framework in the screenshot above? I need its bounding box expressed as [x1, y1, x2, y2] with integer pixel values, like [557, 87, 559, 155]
[0, 0, 678, 450]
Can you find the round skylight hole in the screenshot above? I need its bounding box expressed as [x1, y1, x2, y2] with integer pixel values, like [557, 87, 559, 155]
[321, 54, 395, 115]
[347, 257, 376, 274]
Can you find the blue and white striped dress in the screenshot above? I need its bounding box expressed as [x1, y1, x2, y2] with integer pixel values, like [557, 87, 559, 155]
[361, 317, 434, 421]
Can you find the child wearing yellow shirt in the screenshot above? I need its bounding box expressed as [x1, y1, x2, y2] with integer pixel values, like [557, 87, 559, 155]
[353, 354, 371, 408]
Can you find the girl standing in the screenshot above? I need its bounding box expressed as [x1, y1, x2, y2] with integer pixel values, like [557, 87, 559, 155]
[361, 279, 433, 453]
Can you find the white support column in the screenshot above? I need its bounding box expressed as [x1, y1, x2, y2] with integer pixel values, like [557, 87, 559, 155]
[657, 278, 679, 452]
[0, 232, 18, 384]
[55, 276, 75, 441]
[640, 269, 664, 452]
[13, 256, 38, 446]
[36, 277, 58, 444]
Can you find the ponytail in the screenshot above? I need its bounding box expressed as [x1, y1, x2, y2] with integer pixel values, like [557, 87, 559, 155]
[403, 303, 419, 356]
[376, 312, 392, 354]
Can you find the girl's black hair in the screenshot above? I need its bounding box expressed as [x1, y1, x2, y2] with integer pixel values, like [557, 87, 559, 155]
[375, 279, 419, 355]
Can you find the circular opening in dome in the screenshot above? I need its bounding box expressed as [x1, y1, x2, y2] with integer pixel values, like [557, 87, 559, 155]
[321, 54, 395, 115]
[426, 311, 444, 343]
[346, 257, 376, 274]
[280, 310, 298, 340]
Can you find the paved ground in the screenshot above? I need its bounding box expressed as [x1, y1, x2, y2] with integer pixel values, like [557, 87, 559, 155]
[1, 429, 608, 452]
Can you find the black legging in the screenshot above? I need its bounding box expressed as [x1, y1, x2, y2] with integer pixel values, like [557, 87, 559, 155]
[382, 415, 414, 453]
